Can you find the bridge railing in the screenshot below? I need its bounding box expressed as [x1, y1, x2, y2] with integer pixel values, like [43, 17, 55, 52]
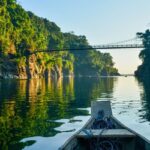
[30, 43, 144, 54]
[92, 44, 144, 49]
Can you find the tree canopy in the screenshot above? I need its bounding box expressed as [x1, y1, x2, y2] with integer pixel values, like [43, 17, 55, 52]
[135, 29, 150, 80]
[0, 0, 119, 78]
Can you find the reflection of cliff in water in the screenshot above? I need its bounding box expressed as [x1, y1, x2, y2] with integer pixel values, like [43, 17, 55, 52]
[0, 77, 116, 149]
[138, 79, 150, 122]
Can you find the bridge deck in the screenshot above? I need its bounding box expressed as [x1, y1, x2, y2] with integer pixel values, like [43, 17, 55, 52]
[31, 44, 143, 54]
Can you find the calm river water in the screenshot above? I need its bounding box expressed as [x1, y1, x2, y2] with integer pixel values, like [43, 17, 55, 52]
[0, 76, 150, 150]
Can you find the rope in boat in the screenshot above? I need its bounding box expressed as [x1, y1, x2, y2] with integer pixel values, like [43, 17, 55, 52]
[83, 110, 122, 150]
[82, 129, 93, 138]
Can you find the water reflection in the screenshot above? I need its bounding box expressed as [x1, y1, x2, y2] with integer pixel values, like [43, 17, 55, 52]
[138, 79, 150, 122]
[1, 76, 150, 150]
[0, 77, 115, 150]
[110, 77, 150, 142]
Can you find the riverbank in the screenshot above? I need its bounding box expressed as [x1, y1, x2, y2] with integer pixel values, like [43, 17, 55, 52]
[0, 55, 119, 79]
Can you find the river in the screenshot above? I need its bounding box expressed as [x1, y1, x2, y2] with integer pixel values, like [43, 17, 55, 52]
[0, 76, 150, 150]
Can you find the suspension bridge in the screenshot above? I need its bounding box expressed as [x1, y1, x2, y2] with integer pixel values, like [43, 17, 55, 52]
[31, 37, 144, 54]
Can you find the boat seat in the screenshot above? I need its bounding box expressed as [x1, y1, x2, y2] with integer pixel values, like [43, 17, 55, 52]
[77, 129, 135, 138]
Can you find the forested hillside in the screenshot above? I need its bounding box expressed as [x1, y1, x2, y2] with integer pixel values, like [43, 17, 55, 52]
[0, 0, 119, 79]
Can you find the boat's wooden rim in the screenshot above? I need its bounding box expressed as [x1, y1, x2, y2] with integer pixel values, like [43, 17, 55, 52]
[59, 117, 94, 150]
[112, 116, 150, 144]
[59, 100, 150, 149]
[59, 115, 150, 149]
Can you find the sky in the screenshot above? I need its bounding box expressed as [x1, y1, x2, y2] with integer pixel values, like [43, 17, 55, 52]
[18, 0, 150, 74]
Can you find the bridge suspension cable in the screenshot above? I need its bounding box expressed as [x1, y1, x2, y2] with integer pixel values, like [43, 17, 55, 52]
[31, 37, 144, 54]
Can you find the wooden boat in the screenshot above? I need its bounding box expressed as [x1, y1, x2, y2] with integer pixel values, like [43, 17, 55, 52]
[59, 101, 150, 150]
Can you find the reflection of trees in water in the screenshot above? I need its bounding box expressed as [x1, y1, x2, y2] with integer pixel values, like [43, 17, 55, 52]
[0, 77, 116, 149]
[137, 78, 150, 121]
[73, 77, 115, 107]
[0, 79, 60, 149]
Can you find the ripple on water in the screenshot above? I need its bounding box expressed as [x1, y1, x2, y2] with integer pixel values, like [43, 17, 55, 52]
[0, 77, 150, 150]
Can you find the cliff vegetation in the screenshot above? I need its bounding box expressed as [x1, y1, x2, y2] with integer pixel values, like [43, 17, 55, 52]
[0, 0, 119, 79]
[135, 29, 150, 82]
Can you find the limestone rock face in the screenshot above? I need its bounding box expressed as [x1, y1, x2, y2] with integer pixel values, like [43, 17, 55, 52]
[17, 66, 28, 79]
[0, 55, 71, 79]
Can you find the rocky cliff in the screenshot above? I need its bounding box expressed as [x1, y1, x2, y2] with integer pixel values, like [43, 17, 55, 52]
[0, 54, 73, 79]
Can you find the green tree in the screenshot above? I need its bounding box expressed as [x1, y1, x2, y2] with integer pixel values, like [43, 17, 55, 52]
[135, 30, 150, 80]
[0, 0, 119, 78]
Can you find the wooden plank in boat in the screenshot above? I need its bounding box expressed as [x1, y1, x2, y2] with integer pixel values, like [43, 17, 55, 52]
[77, 129, 135, 138]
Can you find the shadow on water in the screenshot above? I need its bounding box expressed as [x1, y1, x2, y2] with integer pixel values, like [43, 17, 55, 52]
[0, 77, 116, 150]
[137, 78, 150, 122]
